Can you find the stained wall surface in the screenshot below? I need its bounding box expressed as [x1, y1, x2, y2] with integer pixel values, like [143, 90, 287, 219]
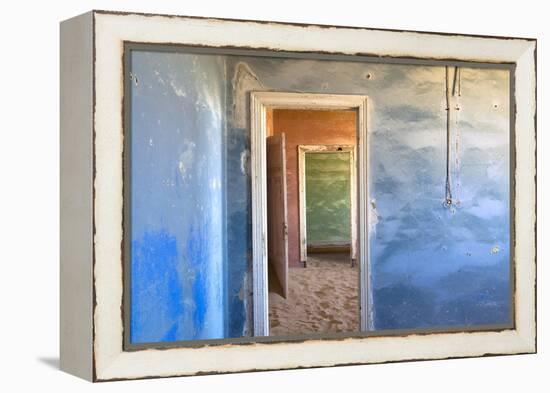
[129, 50, 511, 342]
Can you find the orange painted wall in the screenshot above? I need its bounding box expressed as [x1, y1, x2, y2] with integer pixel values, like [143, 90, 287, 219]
[271, 109, 357, 267]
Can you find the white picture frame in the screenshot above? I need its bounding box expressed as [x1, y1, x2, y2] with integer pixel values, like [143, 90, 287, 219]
[60, 10, 536, 381]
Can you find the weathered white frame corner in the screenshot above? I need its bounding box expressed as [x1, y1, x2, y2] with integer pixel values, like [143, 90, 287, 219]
[297, 144, 357, 264]
[251, 93, 368, 336]
[64, 10, 537, 382]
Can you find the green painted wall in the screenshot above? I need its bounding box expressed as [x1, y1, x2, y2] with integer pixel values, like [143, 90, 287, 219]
[305, 152, 351, 245]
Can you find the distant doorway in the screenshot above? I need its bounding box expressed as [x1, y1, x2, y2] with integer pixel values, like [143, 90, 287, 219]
[250, 92, 368, 337]
[298, 145, 357, 267]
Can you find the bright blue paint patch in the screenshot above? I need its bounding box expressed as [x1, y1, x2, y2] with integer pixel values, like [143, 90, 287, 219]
[185, 225, 210, 339]
[130, 230, 182, 343]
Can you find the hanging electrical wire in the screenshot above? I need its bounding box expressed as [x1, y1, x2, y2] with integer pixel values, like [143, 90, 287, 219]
[444, 65, 462, 208]
[445, 66, 453, 206]
[454, 67, 461, 205]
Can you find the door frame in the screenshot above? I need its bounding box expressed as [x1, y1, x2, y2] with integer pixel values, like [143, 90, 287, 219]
[298, 145, 357, 265]
[250, 91, 369, 336]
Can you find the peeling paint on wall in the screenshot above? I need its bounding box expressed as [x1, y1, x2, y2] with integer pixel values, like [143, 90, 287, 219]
[240, 149, 250, 176]
[369, 199, 381, 233]
[232, 61, 264, 129]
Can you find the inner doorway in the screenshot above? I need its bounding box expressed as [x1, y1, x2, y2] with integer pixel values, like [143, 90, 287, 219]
[251, 92, 368, 337]
[267, 110, 358, 336]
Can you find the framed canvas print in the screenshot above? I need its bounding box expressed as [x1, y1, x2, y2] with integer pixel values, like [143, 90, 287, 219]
[60, 10, 537, 381]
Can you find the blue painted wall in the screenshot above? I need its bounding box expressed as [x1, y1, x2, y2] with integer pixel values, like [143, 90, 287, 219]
[130, 51, 226, 343]
[130, 51, 511, 343]
[224, 57, 511, 332]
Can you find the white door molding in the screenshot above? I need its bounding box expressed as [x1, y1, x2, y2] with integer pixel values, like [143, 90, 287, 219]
[250, 92, 369, 335]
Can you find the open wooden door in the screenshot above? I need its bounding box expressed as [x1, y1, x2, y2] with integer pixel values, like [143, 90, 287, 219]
[267, 133, 289, 298]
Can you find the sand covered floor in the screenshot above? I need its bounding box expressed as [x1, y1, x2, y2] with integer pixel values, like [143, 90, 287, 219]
[269, 252, 359, 336]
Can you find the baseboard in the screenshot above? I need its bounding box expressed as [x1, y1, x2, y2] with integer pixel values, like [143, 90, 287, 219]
[307, 243, 351, 253]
